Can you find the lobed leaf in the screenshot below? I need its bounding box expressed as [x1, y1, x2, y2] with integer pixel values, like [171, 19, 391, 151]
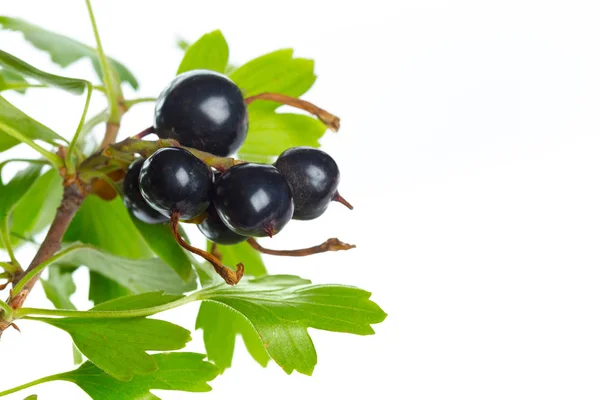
[177, 30, 229, 74]
[238, 112, 327, 162]
[38, 317, 191, 381]
[0, 16, 138, 89]
[198, 275, 387, 375]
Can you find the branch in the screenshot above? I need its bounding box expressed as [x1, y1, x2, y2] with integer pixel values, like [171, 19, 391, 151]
[0, 182, 86, 336]
[247, 237, 355, 257]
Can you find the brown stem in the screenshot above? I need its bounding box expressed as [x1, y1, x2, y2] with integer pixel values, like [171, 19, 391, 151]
[170, 212, 243, 285]
[245, 92, 341, 131]
[210, 242, 223, 261]
[247, 237, 356, 257]
[99, 122, 120, 148]
[133, 126, 155, 139]
[332, 191, 354, 210]
[0, 183, 86, 335]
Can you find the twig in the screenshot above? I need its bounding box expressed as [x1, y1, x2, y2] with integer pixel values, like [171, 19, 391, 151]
[245, 92, 341, 131]
[170, 212, 243, 285]
[247, 237, 355, 257]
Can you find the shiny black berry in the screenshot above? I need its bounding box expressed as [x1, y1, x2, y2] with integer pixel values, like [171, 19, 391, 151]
[154, 70, 248, 156]
[213, 163, 294, 237]
[123, 158, 169, 224]
[274, 147, 345, 220]
[198, 205, 246, 245]
[139, 147, 213, 220]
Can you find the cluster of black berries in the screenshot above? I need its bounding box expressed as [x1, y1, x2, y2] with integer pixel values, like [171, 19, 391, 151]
[123, 70, 350, 245]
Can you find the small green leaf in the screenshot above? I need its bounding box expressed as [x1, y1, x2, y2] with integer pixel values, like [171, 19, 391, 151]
[238, 112, 327, 162]
[0, 95, 67, 152]
[176, 37, 190, 51]
[0, 49, 86, 94]
[93, 291, 184, 311]
[177, 30, 229, 74]
[41, 266, 77, 310]
[199, 275, 387, 375]
[132, 219, 194, 281]
[0, 164, 43, 218]
[196, 301, 269, 371]
[50, 244, 195, 295]
[230, 49, 316, 111]
[0, 68, 27, 93]
[37, 317, 192, 381]
[23, 395, 37, 400]
[0, 16, 138, 89]
[11, 168, 63, 241]
[58, 352, 218, 399]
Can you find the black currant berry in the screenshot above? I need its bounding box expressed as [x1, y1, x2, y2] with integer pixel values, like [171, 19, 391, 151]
[198, 205, 246, 245]
[274, 146, 349, 220]
[154, 70, 248, 156]
[213, 163, 294, 237]
[123, 158, 169, 224]
[139, 147, 213, 220]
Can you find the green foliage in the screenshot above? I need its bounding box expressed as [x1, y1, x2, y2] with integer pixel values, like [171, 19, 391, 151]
[36, 300, 192, 381]
[0, 49, 87, 94]
[0, 95, 66, 152]
[199, 275, 387, 375]
[0, 16, 138, 89]
[0, 19, 386, 400]
[177, 30, 229, 74]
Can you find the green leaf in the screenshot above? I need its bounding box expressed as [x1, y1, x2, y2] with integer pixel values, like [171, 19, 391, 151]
[11, 168, 63, 240]
[196, 301, 269, 371]
[50, 244, 196, 295]
[0, 68, 27, 93]
[230, 49, 316, 111]
[41, 266, 77, 310]
[37, 317, 192, 381]
[93, 291, 184, 311]
[23, 395, 37, 400]
[132, 219, 193, 281]
[0, 164, 43, 218]
[88, 272, 129, 305]
[177, 30, 229, 74]
[238, 112, 327, 162]
[0, 16, 138, 89]
[199, 275, 387, 375]
[218, 241, 267, 278]
[57, 352, 218, 399]
[0, 49, 86, 94]
[0, 95, 67, 152]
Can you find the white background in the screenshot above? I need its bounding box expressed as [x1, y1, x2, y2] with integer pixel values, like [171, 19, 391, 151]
[2, 0, 600, 399]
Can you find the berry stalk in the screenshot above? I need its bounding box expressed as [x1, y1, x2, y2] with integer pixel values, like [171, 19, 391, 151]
[170, 212, 244, 285]
[246, 237, 355, 257]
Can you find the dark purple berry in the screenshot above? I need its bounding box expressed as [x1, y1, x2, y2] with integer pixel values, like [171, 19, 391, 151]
[274, 147, 343, 220]
[154, 70, 248, 156]
[198, 205, 246, 245]
[139, 147, 212, 220]
[123, 158, 169, 224]
[212, 163, 294, 237]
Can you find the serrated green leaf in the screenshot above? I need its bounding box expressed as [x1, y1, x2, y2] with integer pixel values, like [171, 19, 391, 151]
[230, 49, 316, 112]
[0, 95, 67, 152]
[0, 164, 43, 218]
[177, 30, 229, 74]
[0, 16, 138, 89]
[57, 352, 218, 400]
[37, 317, 191, 381]
[0, 68, 27, 93]
[41, 266, 77, 310]
[0, 49, 86, 94]
[132, 219, 193, 281]
[93, 291, 183, 311]
[196, 301, 269, 371]
[49, 244, 195, 295]
[239, 112, 327, 162]
[199, 275, 387, 375]
[11, 168, 63, 240]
